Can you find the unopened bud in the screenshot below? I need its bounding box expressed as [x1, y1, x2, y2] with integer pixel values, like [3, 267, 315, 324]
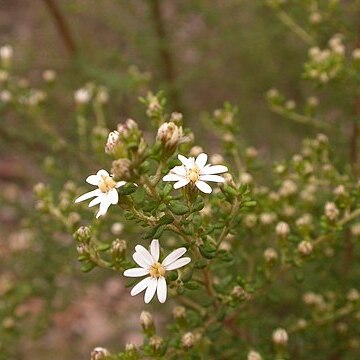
[111, 158, 132, 180]
[90, 347, 110, 360]
[264, 248, 278, 264]
[347, 289, 360, 302]
[105, 130, 121, 156]
[140, 311, 154, 332]
[247, 350, 262, 360]
[42, 69, 56, 83]
[74, 226, 91, 243]
[210, 154, 225, 165]
[111, 222, 124, 235]
[244, 214, 257, 228]
[170, 112, 183, 123]
[149, 335, 163, 351]
[240, 172, 253, 184]
[172, 306, 186, 320]
[111, 239, 126, 260]
[74, 88, 91, 105]
[297, 241, 313, 257]
[245, 146, 258, 159]
[182, 332, 195, 349]
[189, 146, 203, 157]
[272, 328, 288, 346]
[325, 202, 339, 221]
[276, 221, 290, 237]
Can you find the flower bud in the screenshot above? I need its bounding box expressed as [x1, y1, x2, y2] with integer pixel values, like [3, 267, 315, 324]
[90, 347, 110, 360]
[111, 222, 124, 235]
[125, 343, 137, 355]
[351, 223, 360, 236]
[325, 202, 339, 221]
[247, 350, 262, 360]
[189, 146, 203, 157]
[170, 111, 183, 123]
[264, 248, 278, 264]
[74, 226, 91, 244]
[272, 328, 288, 346]
[172, 306, 186, 320]
[42, 70, 56, 83]
[245, 146, 258, 159]
[111, 239, 126, 260]
[244, 214, 257, 228]
[347, 289, 360, 302]
[140, 311, 154, 334]
[111, 158, 132, 180]
[0, 45, 13, 67]
[74, 88, 91, 105]
[276, 221, 290, 238]
[353, 48, 360, 60]
[105, 130, 122, 156]
[182, 332, 195, 349]
[279, 179, 297, 197]
[149, 335, 163, 352]
[240, 172, 253, 185]
[297, 241, 313, 257]
[96, 87, 109, 104]
[260, 212, 277, 225]
[77, 244, 86, 256]
[0, 90, 11, 103]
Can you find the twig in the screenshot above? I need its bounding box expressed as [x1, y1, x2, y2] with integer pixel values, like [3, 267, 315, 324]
[42, 0, 77, 56]
[147, 0, 182, 111]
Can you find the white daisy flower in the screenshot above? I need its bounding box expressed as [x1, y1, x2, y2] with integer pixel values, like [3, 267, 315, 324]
[75, 169, 125, 218]
[163, 153, 228, 194]
[124, 239, 191, 304]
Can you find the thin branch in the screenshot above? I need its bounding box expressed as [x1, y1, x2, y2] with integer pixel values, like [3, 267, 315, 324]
[42, 0, 77, 56]
[147, 0, 182, 111]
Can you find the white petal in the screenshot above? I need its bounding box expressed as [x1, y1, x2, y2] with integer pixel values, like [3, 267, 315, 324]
[162, 247, 187, 267]
[163, 173, 183, 182]
[75, 189, 101, 203]
[135, 245, 155, 266]
[133, 252, 151, 269]
[130, 277, 152, 296]
[165, 257, 191, 270]
[195, 153, 208, 169]
[171, 166, 187, 176]
[86, 174, 100, 186]
[96, 197, 112, 218]
[178, 154, 194, 169]
[174, 179, 190, 189]
[108, 189, 119, 205]
[201, 165, 228, 175]
[150, 239, 160, 262]
[88, 195, 103, 207]
[199, 174, 225, 183]
[115, 181, 126, 188]
[157, 276, 167, 303]
[96, 169, 109, 177]
[124, 268, 149, 277]
[196, 180, 212, 194]
[144, 278, 158, 303]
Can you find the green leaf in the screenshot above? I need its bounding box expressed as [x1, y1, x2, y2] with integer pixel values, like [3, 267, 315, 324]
[142, 226, 159, 240]
[118, 183, 137, 195]
[184, 281, 200, 290]
[169, 201, 189, 215]
[159, 214, 174, 225]
[81, 261, 96, 272]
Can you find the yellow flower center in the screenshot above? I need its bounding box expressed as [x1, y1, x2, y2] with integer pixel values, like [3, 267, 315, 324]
[187, 165, 200, 184]
[99, 175, 117, 193]
[149, 262, 166, 278]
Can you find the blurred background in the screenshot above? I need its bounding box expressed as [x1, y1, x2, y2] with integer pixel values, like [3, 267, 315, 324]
[0, 1, 357, 359]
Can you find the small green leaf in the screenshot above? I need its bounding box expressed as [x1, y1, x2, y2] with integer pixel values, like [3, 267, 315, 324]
[169, 201, 189, 215]
[118, 183, 137, 195]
